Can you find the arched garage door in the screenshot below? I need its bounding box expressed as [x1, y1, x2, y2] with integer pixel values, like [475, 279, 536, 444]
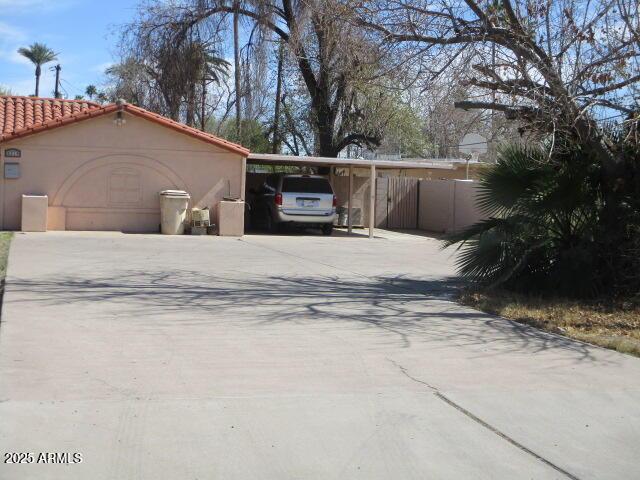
[52, 155, 186, 232]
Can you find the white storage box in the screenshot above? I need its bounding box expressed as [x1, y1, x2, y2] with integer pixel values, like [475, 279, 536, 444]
[21, 195, 48, 232]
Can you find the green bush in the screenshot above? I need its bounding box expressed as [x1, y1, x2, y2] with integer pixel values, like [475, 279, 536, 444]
[445, 140, 639, 298]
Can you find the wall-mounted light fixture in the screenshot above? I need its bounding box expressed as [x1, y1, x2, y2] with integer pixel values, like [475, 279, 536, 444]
[114, 98, 127, 126]
[114, 110, 127, 126]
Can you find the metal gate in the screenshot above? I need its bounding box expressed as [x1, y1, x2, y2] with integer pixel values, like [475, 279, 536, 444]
[376, 177, 419, 229]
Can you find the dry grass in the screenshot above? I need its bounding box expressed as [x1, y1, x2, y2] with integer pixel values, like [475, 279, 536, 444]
[0, 232, 13, 279]
[0, 232, 13, 316]
[459, 288, 640, 357]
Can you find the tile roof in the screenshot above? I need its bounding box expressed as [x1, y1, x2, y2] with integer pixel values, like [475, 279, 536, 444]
[0, 96, 250, 156]
[0, 96, 100, 138]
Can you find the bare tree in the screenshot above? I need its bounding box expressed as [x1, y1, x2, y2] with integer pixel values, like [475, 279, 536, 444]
[143, 0, 410, 157]
[354, 0, 639, 168]
[113, 2, 229, 124]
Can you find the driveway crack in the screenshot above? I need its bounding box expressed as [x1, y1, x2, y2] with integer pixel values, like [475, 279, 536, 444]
[387, 358, 439, 391]
[387, 358, 581, 480]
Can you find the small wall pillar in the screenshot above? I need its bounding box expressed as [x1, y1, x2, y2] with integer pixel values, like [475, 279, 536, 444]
[21, 195, 48, 232]
[218, 200, 245, 236]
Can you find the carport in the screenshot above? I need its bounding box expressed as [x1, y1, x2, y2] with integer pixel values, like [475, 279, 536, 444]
[247, 153, 456, 238]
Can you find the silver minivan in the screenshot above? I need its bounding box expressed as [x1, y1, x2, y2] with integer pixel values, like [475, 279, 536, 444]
[249, 174, 337, 235]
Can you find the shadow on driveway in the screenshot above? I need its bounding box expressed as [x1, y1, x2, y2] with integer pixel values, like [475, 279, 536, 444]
[5, 269, 597, 362]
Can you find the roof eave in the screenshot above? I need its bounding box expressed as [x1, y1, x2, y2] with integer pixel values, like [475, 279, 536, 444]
[0, 103, 250, 157]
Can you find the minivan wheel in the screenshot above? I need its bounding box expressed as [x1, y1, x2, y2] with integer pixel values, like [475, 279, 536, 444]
[322, 224, 334, 236]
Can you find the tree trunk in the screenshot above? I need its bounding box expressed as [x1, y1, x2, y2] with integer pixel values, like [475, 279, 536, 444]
[271, 41, 284, 154]
[35, 64, 41, 97]
[201, 76, 207, 132]
[186, 82, 196, 127]
[233, 2, 241, 138]
[316, 137, 338, 157]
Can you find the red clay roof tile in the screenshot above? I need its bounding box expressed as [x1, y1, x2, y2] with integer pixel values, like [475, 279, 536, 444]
[0, 96, 100, 137]
[0, 96, 250, 156]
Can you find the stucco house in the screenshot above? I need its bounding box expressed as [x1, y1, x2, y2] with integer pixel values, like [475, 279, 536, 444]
[0, 96, 249, 232]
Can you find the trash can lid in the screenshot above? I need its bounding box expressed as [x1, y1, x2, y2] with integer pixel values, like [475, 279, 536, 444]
[160, 190, 190, 197]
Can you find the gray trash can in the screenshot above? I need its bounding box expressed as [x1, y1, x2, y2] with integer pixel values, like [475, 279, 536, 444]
[159, 190, 190, 234]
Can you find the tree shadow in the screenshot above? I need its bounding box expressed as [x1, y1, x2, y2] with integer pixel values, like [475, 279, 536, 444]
[5, 269, 598, 362]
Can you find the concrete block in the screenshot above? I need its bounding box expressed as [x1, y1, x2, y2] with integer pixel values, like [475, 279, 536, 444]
[217, 200, 245, 236]
[21, 195, 48, 232]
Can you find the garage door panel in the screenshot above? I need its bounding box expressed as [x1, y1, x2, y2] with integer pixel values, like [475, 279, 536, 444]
[62, 164, 175, 209]
[65, 209, 160, 233]
[59, 159, 179, 232]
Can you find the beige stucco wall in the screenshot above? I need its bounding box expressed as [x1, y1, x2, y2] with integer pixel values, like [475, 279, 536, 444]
[418, 179, 486, 233]
[452, 180, 485, 232]
[0, 111, 246, 232]
[418, 180, 455, 233]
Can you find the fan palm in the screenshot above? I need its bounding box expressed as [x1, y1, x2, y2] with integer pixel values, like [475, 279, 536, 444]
[18, 43, 58, 97]
[444, 143, 604, 297]
[85, 85, 97, 100]
[182, 41, 230, 126]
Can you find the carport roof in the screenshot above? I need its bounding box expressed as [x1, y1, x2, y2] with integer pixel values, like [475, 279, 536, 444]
[248, 153, 456, 170]
[0, 96, 249, 156]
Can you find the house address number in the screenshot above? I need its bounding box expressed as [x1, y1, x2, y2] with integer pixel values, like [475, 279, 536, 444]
[4, 148, 21, 158]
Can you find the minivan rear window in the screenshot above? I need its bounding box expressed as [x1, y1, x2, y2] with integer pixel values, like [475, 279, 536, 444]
[282, 177, 333, 194]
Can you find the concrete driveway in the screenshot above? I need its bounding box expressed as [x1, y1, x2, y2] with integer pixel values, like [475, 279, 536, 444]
[1, 231, 639, 479]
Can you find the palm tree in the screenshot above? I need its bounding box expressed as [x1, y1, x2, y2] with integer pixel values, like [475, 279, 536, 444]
[17, 43, 58, 97]
[85, 85, 97, 100]
[182, 41, 229, 128]
[444, 143, 603, 297]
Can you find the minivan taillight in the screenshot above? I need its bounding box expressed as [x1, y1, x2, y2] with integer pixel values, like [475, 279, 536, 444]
[332, 194, 337, 207]
[275, 193, 283, 206]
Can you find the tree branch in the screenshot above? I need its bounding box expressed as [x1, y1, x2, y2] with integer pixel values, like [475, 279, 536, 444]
[454, 100, 541, 120]
[580, 74, 640, 96]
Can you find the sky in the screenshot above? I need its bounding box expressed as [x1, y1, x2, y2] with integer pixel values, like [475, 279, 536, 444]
[0, 0, 138, 99]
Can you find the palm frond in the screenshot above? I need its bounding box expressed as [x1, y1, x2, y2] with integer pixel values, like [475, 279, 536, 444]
[442, 142, 625, 297]
[475, 144, 547, 216]
[17, 42, 57, 66]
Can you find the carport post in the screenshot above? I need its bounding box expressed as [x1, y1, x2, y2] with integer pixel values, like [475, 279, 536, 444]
[369, 163, 376, 239]
[347, 164, 353, 235]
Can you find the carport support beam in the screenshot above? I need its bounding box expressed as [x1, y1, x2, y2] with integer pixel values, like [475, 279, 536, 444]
[369, 164, 375, 239]
[348, 164, 353, 235]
